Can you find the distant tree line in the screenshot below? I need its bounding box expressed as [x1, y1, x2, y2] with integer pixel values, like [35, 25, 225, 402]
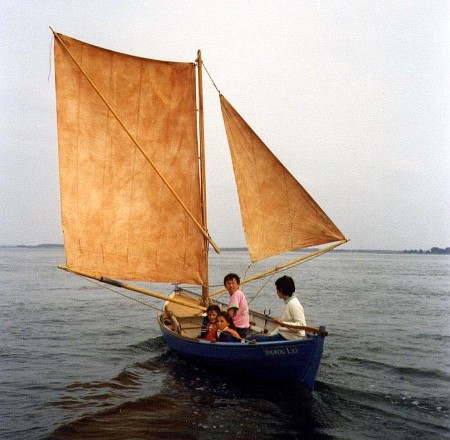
[403, 247, 450, 255]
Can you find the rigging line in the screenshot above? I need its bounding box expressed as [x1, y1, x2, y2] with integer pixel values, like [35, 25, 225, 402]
[208, 264, 252, 298]
[247, 272, 274, 306]
[241, 264, 252, 280]
[201, 61, 220, 94]
[82, 277, 162, 311]
[47, 34, 54, 81]
[210, 240, 348, 298]
[246, 259, 311, 306]
[84, 277, 206, 329]
[239, 263, 266, 305]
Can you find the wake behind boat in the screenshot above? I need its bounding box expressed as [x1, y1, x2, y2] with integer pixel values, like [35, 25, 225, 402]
[52, 30, 347, 391]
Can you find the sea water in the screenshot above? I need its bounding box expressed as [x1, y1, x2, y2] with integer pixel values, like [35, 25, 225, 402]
[0, 247, 448, 439]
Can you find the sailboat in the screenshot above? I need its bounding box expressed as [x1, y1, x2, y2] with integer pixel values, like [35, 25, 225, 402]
[52, 30, 347, 391]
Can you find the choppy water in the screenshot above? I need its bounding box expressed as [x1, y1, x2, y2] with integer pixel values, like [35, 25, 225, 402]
[1, 247, 449, 439]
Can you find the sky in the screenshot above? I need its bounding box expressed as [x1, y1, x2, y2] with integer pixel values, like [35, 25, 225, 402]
[1, 0, 449, 251]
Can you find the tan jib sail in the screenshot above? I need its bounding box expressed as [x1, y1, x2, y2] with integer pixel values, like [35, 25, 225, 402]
[54, 34, 206, 285]
[220, 94, 346, 262]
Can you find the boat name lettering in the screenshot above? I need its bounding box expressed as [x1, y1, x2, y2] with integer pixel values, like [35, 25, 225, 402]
[264, 347, 298, 356]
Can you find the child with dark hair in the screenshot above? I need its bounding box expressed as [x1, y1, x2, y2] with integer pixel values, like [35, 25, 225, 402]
[216, 311, 241, 342]
[223, 273, 250, 338]
[199, 305, 221, 341]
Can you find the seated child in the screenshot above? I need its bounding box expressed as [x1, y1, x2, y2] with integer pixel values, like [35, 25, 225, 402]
[199, 305, 221, 341]
[216, 311, 241, 342]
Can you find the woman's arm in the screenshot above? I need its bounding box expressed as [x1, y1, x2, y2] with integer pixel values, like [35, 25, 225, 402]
[223, 327, 241, 340]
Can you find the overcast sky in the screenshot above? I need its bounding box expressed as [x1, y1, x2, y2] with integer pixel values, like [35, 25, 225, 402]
[1, 0, 449, 250]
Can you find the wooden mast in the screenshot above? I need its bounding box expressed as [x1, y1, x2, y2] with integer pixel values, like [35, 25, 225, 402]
[197, 50, 210, 305]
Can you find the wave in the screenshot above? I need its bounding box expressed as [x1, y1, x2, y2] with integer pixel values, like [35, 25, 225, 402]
[338, 355, 450, 382]
[316, 382, 449, 440]
[48, 370, 330, 440]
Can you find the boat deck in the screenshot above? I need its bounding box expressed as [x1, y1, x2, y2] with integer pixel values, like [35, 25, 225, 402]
[161, 288, 277, 339]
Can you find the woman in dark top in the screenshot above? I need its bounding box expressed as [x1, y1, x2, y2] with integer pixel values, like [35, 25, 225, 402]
[216, 311, 241, 342]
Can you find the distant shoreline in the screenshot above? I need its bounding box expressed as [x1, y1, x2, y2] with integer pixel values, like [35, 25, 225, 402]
[0, 244, 448, 255]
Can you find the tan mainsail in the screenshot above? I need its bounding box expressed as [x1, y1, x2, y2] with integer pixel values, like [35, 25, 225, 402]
[54, 34, 206, 285]
[220, 94, 346, 262]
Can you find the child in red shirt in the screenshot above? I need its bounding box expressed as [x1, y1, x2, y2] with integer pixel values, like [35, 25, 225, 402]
[199, 305, 221, 341]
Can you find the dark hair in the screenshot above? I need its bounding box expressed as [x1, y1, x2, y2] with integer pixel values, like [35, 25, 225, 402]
[275, 275, 295, 297]
[218, 311, 236, 329]
[206, 305, 221, 314]
[223, 273, 240, 285]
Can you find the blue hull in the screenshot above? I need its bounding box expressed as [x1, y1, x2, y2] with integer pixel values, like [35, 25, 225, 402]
[158, 318, 325, 391]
